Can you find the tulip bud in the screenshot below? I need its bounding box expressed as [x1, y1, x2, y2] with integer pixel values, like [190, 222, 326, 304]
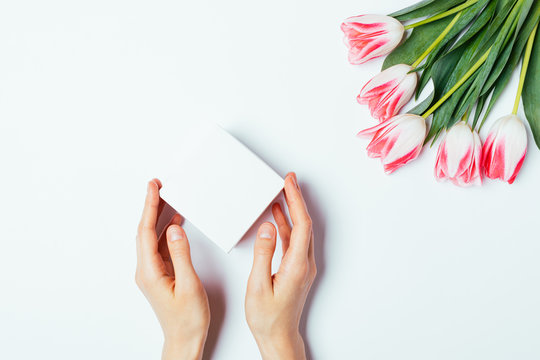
[357, 114, 426, 174]
[341, 15, 404, 65]
[434, 122, 482, 187]
[482, 114, 527, 184]
[357, 64, 417, 121]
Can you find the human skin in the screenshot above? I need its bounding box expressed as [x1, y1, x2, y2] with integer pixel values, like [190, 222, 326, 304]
[245, 172, 317, 360]
[135, 172, 316, 360]
[135, 179, 210, 360]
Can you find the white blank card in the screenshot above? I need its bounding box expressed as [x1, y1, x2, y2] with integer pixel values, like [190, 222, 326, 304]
[160, 123, 284, 252]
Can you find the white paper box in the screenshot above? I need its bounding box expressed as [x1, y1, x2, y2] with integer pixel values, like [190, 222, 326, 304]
[160, 123, 284, 252]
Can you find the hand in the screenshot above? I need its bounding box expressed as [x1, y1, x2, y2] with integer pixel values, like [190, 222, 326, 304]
[245, 172, 317, 360]
[135, 179, 210, 360]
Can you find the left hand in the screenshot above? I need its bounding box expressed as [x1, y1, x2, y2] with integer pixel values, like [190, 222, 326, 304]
[135, 179, 210, 360]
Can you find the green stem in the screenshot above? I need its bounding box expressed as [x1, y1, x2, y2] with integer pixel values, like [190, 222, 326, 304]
[512, 23, 538, 115]
[422, 47, 492, 119]
[404, 0, 479, 30]
[411, 12, 462, 68]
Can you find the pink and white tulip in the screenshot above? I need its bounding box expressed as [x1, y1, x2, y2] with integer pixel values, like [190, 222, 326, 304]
[482, 114, 527, 184]
[357, 64, 417, 121]
[341, 15, 404, 65]
[434, 122, 482, 187]
[357, 114, 426, 174]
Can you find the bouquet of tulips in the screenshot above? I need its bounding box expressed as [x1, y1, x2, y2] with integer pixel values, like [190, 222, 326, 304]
[342, 0, 539, 186]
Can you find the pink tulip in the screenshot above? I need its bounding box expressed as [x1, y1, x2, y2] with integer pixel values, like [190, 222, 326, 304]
[434, 122, 482, 187]
[357, 114, 426, 174]
[482, 114, 527, 184]
[357, 64, 417, 121]
[341, 15, 404, 65]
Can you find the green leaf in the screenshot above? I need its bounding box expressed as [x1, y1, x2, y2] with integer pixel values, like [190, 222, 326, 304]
[382, 17, 452, 70]
[416, 0, 494, 98]
[390, 0, 466, 21]
[459, 18, 519, 118]
[416, 63, 435, 98]
[425, 0, 491, 63]
[469, 0, 518, 59]
[523, 26, 540, 149]
[409, 91, 435, 116]
[479, 2, 540, 128]
[428, 73, 478, 142]
[480, 29, 519, 96]
[516, 0, 535, 33]
[433, 26, 485, 98]
[423, 20, 490, 141]
[451, 0, 524, 121]
[423, 42, 472, 141]
[471, 92, 489, 128]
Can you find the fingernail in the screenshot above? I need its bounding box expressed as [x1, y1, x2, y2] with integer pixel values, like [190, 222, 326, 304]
[169, 228, 183, 242]
[258, 223, 274, 239]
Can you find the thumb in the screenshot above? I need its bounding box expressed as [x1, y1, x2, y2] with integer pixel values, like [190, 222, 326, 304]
[248, 222, 277, 292]
[166, 225, 198, 286]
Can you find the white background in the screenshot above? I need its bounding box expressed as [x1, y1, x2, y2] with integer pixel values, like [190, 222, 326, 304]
[1, 0, 539, 359]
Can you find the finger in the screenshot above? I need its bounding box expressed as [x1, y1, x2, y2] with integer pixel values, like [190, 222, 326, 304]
[136, 180, 161, 261]
[166, 225, 199, 292]
[272, 203, 291, 255]
[138, 180, 161, 236]
[159, 214, 182, 276]
[248, 222, 277, 293]
[159, 213, 182, 249]
[283, 173, 312, 257]
[283, 173, 311, 228]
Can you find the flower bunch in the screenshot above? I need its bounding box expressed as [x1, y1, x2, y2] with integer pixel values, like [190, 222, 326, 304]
[342, 0, 540, 186]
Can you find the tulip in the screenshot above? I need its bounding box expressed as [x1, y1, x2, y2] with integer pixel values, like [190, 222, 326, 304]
[357, 114, 426, 174]
[482, 114, 527, 184]
[357, 64, 417, 121]
[341, 15, 404, 65]
[434, 122, 482, 187]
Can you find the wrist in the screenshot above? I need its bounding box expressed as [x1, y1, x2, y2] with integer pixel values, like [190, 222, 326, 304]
[255, 331, 306, 360]
[162, 335, 206, 360]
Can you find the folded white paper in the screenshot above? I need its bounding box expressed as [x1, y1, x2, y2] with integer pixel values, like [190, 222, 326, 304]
[160, 123, 284, 252]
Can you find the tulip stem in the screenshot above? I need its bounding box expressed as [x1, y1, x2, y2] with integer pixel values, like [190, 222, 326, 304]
[403, 0, 478, 30]
[422, 47, 492, 119]
[512, 23, 538, 115]
[411, 12, 462, 69]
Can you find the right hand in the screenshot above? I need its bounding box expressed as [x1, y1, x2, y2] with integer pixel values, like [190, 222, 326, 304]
[245, 172, 317, 360]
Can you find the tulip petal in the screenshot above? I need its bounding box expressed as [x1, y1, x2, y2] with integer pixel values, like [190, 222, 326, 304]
[358, 65, 417, 121]
[434, 122, 483, 187]
[358, 114, 426, 174]
[482, 115, 527, 184]
[383, 145, 421, 174]
[341, 14, 404, 65]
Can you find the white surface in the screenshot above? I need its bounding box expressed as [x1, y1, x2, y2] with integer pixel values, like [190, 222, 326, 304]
[159, 122, 283, 252]
[1, 0, 539, 359]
